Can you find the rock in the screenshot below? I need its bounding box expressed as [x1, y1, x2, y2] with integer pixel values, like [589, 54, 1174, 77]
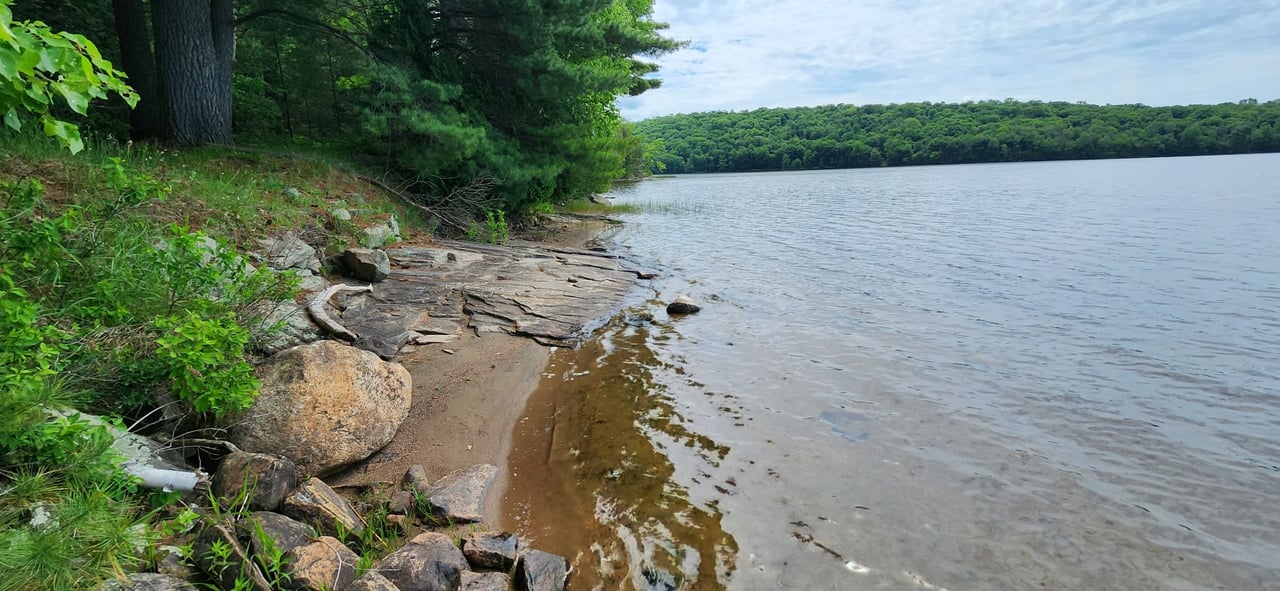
[154, 545, 198, 581]
[363, 225, 397, 248]
[342, 247, 392, 282]
[212, 452, 297, 512]
[666, 295, 701, 315]
[377, 532, 467, 591]
[285, 536, 359, 591]
[385, 514, 410, 531]
[298, 274, 330, 294]
[332, 208, 353, 221]
[100, 573, 199, 591]
[346, 572, 400, 591]
[260, 232, 320, 273]
[461, 571, 511, 591]
[406, 464, 498, 524]
[248, 300, 325, 355]
[387, 215, 401, 239]
[462, 532, 519, 570]
[241, 511, 313, 557]
[589, 193, 609, 205]
[284, 187, 302, 199]
[228, 341, 412, 477]
[388, 490, 415, 515]
[192, 523, 272, 591]
[516, 550, 569, 591]
[282, 477, 366, 538]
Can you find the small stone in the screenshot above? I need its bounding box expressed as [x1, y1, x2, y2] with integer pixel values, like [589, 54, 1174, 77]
[462, 532, 519, 570]
[284, 536, 359, 591]
[363, 225, 397, 248]
[240, 511, 312, 558]
[636, 271, 658, 280]
[332, 208, 353, 221]
[446, 252, 458, 262]
[346, 572, 399, 591]
[666, 295, 701, 315]
[386, 514, 410, 531]
[516, 550, 569, 591]
[388, 490, 415, 515]
[212, 451, 297, 512]
[154, 546, 198, 581]
[284, 187, 302, 199]
[377, 532, 467, 591]
[462, 571, 512, 591]
[342, 247, 392, 282]
[282, 477, 366, 538]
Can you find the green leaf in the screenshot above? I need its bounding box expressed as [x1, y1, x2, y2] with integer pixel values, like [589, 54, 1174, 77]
[0, 45, 17, 79]
[52, 81, 88, 115]
[3, 106, 18, 130]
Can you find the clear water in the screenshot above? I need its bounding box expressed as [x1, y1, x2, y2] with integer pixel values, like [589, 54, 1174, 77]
[506, 154, 1280, 590]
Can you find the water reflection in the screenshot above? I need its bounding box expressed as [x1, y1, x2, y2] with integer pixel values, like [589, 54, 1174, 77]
[503, 315, 736, 590]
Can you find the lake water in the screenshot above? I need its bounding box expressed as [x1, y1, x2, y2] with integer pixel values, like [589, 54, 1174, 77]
[502, 155, 1280, 590]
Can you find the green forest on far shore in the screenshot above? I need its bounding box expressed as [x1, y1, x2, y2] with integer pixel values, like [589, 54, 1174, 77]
[634, 99, 1280, 174]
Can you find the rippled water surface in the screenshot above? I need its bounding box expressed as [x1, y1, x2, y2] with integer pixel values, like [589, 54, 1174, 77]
[503, 155, 1280, 590]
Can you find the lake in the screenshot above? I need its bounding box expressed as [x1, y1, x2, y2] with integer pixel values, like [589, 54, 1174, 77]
[502, 154, 1280, 590]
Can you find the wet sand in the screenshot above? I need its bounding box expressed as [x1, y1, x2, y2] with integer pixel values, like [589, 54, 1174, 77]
[331, 217, 621, 523]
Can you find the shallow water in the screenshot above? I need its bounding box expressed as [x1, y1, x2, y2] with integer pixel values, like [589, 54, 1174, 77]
[503, 155, 1280, 590]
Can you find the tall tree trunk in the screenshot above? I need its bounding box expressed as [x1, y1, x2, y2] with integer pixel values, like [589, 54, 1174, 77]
[151, 0, 233, 146]
[111, 0, 161, 141]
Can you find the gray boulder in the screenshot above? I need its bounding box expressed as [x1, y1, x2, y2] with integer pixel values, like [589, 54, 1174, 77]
[377, 532, 467, 591]
[240, 511, 313, 557]
[406, 464, 497, 524]
[282, 478, 366, 538]
[247, 301, 324, 355]
[461, 572, 511, 591]
[260, 232, 320, 273]
[212, 452, 297, 512]
[342, 247, 392, 282]
[332, 208, 353, 221]
[363, 224, 397, 248]
[516, 550, 569, 591]
[462, 532, 519, 571]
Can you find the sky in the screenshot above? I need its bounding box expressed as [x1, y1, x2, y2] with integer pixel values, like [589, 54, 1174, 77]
[618, 0, 1280, 120]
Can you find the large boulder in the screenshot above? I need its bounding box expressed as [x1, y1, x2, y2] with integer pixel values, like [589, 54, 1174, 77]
[228, 341, 412, 476]
[405, 464, 497, 524]
[377, 533, 467, 591]
[212, 452, 297, 512]
[342, 247, 391, 282]
[282, 478, 366, 538]
[259, 232, 321, 273]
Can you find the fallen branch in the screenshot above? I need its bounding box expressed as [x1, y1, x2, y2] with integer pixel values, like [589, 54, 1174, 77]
[307, 284, 373, 341]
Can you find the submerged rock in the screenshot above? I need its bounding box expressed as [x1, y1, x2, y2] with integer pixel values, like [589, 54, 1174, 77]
[666, 295, 702, 315]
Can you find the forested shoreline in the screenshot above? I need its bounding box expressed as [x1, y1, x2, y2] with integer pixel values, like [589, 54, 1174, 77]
[634, 100, 1280, 174]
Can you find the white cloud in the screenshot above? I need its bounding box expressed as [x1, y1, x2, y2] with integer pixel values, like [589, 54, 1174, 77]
[620, 0, 1280, 120]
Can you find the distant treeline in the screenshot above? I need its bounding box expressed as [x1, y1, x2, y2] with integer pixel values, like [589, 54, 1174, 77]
[633, 99, 1280, 173]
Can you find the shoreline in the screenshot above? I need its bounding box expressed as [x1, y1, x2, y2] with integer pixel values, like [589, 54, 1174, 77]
[331, 217, 629, 526]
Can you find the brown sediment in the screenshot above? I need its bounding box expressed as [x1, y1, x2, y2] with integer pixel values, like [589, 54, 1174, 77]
[501, 322, 736, 590]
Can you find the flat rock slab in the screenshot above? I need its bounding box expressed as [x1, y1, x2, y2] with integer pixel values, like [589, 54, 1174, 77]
[462, 571, 512, 591]
[407, 464, 497, 524]
[331, 240, 643, 355]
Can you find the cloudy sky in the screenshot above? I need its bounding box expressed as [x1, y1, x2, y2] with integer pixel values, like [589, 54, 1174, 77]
[618, 0, 1280, 120]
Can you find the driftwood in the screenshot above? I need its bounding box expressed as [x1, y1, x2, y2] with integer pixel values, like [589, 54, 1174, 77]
[307, 283, 373, 341]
